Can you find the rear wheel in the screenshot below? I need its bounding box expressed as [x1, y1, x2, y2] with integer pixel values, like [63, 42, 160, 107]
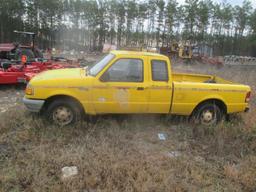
[192, 103, 224, 126]
[45, 99, 82, 126]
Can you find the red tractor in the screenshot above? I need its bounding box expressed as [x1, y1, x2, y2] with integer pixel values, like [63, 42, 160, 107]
[0, 31, 79, 84]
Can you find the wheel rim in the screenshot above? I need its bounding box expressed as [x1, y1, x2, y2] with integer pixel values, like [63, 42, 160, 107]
[200, 109, 217, 126]
[52, 106, 74, 126]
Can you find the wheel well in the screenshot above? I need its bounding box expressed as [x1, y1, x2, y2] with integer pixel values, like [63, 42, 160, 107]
[43, 95, 85, 115]
[192, 99, 227, 115]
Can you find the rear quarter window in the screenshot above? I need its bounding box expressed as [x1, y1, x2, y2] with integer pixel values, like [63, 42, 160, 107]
[151, 60, 168, 81]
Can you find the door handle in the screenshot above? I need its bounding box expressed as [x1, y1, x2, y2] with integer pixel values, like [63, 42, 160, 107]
[137, 87, 144, 90]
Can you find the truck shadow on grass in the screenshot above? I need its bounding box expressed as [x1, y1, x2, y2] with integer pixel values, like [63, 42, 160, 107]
[29, 111, 245, 135]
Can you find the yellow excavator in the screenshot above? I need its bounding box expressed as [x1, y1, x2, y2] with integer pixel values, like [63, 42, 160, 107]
[178, 44, 193, 59]
[160, 42, 193, 60]
[171, 42, 179, 54]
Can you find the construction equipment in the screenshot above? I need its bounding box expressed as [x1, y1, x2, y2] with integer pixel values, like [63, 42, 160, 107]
[170, 42, 179, 55]
[0, 31, 79, 84]
[178, 45, 193, 59]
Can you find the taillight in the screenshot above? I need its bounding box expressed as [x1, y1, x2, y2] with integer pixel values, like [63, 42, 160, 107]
[245, 91, 251, 103]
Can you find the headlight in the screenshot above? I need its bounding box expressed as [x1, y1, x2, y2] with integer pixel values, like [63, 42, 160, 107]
[25, 84, 34, 95]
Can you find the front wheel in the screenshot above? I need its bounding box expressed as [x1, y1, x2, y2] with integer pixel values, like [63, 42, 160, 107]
[191, 103, 224, 126]
[45, 99, 82, 126]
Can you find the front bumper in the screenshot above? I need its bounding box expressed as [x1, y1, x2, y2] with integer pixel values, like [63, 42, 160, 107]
[23, 97, 45, 112]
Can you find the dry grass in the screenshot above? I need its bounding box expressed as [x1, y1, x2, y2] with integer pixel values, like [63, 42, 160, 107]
[0, 62, 256, 192]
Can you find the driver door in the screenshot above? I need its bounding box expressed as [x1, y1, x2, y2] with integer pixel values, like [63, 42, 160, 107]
[91, 57, 149, 113]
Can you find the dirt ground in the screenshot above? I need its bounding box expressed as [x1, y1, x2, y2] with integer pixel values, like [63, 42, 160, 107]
[0, 57, 256, 192]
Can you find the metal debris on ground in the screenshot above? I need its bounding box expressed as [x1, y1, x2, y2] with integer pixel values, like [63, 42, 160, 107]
[166, 151, 181, 158]
[224, 55, 256, 65]
[61, 166, 78, 179]
[158, 133, 167, 141]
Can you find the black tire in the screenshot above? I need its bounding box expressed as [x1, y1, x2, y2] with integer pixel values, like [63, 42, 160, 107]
[45, 99, 82, 126]
[191, 102, 224, 126]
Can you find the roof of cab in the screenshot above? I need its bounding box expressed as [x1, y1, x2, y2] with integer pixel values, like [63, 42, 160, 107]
[110, 50, 168, 59]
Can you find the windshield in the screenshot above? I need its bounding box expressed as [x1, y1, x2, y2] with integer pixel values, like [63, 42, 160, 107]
[89, 53, 115, 76]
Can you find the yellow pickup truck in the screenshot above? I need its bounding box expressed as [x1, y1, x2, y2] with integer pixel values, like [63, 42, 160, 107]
[23, 51, 251, 126]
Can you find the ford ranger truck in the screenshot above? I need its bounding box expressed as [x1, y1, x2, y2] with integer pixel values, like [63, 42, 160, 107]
[23, 51, 251, 126]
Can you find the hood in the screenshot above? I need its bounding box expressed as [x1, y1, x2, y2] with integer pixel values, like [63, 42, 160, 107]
[32, 68, 84, 81]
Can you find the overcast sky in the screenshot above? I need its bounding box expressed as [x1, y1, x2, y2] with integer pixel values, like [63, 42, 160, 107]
[178, 0, 256, 8]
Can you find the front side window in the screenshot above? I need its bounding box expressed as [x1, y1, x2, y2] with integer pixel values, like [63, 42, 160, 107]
[101, 58, 143, 82]
[151, 60, 168, 81]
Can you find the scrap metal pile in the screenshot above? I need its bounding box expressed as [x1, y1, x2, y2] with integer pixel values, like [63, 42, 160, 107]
[224, 55, 256, 66]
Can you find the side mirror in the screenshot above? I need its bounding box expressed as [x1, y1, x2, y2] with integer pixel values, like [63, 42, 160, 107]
[100, 71, 110, 82]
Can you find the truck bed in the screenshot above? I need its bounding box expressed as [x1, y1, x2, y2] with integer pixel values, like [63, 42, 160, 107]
[172, 73, 233, 84]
